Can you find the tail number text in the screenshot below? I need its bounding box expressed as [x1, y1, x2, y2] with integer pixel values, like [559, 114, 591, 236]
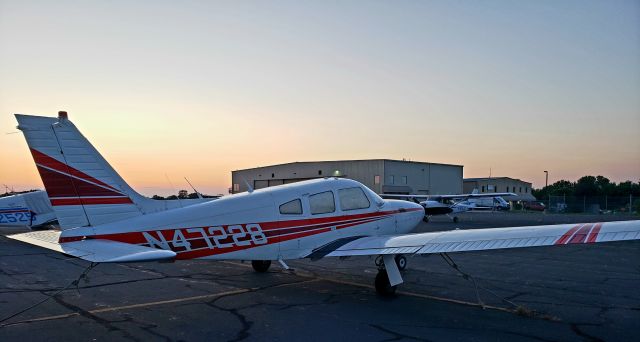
[142, 224, 267, 252]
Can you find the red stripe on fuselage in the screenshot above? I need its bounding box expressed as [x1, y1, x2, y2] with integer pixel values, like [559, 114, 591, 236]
[58, 209, 411, 259]
[71, 210, 399, 244]
[0, 209, 30, 214]
[586, 223, 603, 243]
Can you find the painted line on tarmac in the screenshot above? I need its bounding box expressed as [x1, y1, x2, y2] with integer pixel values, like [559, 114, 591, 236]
[221, 261, 514, 313]
[2, 279, 322, 327]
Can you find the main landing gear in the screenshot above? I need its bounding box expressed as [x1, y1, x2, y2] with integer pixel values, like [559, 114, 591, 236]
[374, 254, 407, 296]
[251, 260, 271, 272]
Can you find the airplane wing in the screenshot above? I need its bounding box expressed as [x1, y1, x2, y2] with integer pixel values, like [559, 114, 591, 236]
[8, 230, 176, 262]
[381, 193, 516, 200]
[317, 220, 640, 257]
[455, 192, 516, 199]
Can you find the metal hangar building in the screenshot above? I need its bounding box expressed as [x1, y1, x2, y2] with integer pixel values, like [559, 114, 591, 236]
[231, 159, 463, 195]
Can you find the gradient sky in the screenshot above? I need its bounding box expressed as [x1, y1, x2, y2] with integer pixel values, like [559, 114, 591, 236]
[1, 0, 639, 196]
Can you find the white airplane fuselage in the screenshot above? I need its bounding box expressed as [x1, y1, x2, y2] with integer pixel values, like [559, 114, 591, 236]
[59, 178, 425, 261]
[0, 190, 57, 228]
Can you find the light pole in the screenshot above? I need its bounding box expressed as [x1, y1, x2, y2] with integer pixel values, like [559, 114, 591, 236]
[544, 170, 549, 211]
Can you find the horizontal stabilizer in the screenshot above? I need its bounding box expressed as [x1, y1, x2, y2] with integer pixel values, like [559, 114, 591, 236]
[8, 231, 176, 262]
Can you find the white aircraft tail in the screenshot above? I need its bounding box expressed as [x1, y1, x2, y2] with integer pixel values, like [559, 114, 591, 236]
[15, 112, 196, 229]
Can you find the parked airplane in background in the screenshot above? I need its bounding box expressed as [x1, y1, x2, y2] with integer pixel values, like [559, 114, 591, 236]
[8, 112, 640, 296]
[0, 190, 57, 229]
[382, 191, 516, 223]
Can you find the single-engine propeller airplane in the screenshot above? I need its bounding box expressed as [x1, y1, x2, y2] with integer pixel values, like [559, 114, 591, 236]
[382, 191, 516, 223]
[8, 112, 640, 295]
[0, 190, 57, 229]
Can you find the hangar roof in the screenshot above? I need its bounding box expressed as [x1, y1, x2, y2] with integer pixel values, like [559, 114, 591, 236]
[234, 159, 463, 172]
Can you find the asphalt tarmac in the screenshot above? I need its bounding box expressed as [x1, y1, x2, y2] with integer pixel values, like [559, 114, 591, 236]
[1, 212, 638, 341]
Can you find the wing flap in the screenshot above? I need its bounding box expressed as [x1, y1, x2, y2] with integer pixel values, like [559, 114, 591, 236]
[324, 220, 640, 257]
[8, 231, 176, 262]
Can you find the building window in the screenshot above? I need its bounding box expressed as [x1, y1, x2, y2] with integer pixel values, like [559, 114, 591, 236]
[387, 175, 395, 185]
[495, 186, 498, 192]
[519, 187, 522, 193]
[525, 187, 528, 193]
[318, 170, 322, 175]
[339, 187, 370, 211]
[271, 173, 275, 178]
[401, 176, 407, 185]
[309, 191, 335, 215]
[482, 186, 485, 192]
[279, 199, 302, 215]
[374, 175, 380, 185]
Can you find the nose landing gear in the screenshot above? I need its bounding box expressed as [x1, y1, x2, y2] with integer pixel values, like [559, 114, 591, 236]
[251, 260, 271, 272]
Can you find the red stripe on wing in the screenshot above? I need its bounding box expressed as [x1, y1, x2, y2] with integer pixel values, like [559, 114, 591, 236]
[568, 223, 594, 244]
[555, 224, 582, 245]
[586, 223, 603, 243]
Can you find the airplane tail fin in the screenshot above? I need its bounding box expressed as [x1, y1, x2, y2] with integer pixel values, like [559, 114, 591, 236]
[15, 112, 181, 229]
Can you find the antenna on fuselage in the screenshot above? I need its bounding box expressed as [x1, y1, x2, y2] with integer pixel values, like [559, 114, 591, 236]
[241, 176, 254, 193]
[184, 177, 203, 199]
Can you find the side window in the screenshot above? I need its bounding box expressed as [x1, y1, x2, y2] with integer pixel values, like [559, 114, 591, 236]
[339, 187, 370, 211]
[279, 199, 302, 215]
[309, 191, 335, 215]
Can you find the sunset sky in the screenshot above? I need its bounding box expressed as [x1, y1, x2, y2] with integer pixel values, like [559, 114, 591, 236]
[1, 1, 639, 196]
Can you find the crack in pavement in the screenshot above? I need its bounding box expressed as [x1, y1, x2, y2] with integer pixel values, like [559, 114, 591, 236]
[51, 294, 141, 342]
[370, 323, 433, 342]
[1, 277, 321, 330]
[570, 323, 605, 342]
[372, 322, 561, 342]
[202, 278, 322, 342]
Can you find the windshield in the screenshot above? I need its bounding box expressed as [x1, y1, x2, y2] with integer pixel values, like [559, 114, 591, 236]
[362, 186, 385, 207]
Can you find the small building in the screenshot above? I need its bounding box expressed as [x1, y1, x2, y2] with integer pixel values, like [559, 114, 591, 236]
[463, 177, 536, 202]
[232, 159, 463, 195]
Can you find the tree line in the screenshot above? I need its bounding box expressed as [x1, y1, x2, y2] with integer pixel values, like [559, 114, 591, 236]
[151, 191, 219, 200]
[533, 176, 640, 199]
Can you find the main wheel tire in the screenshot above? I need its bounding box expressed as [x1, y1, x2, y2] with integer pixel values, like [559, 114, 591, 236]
[375, 270, 397, 296]
[452, 216, 459, 223]
[251, 260, 271, 273]
[395, 255, 407, 271]
[422, 216, 430, 223]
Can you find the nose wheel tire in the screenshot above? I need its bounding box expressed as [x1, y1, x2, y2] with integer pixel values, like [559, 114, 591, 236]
[251, 260, 271, 272]
[395, 255, 407, 271]
[422, 216, 430, 223]
[452, 216, 459, 223]
[375, 270, 397, 296]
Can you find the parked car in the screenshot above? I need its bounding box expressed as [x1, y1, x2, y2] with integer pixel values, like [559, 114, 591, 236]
[524, 201, 546, 211]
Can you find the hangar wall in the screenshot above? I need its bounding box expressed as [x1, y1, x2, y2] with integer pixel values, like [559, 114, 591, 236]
[231, 159, 462, 195]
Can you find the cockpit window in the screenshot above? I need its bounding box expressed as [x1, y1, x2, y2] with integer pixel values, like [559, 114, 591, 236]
[279, 199, 302, 215]
[309, 191, 335, 215]
[362, 186, 385, 207]
[338, 187, 370, 211]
